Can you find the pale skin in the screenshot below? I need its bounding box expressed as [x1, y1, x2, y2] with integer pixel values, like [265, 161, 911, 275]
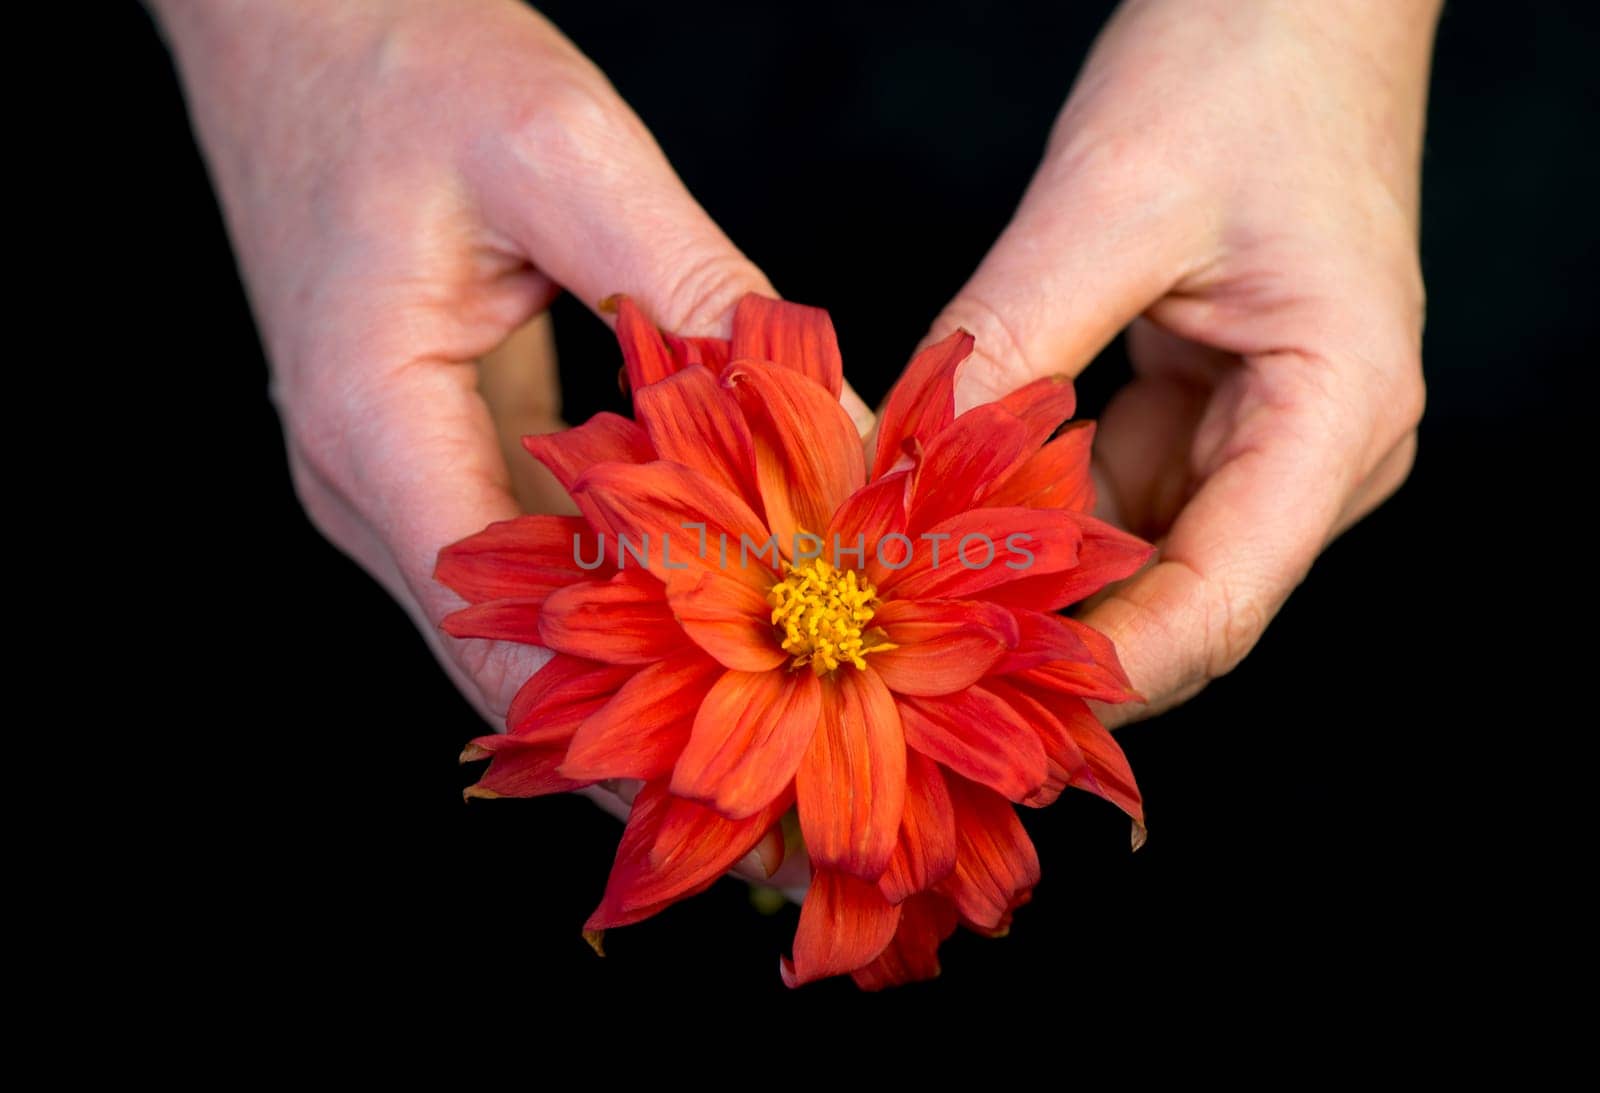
[152, 0, 1436, 871]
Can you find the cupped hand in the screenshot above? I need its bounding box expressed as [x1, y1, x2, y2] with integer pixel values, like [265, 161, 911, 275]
[154, 0, 869, 723]
[927, 0, 1438, 725]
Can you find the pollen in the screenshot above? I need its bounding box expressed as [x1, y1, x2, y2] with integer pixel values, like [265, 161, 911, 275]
[768, 556, 890, 673]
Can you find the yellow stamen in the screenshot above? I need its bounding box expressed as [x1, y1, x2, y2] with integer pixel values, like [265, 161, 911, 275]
[768, 555, 891, 674]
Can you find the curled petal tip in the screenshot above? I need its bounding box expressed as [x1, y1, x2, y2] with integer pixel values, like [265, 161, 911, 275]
[459, 742, 492, 764]
[583, 929, 606, 957]
[1131, 820, 1149, 852]
[462, 784, 502, 803]
[598, 294, 622, 315]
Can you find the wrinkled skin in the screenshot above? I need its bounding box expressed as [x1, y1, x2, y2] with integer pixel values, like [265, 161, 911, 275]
[153, 0, 1436, 866]
[928, 0, 1437, 724]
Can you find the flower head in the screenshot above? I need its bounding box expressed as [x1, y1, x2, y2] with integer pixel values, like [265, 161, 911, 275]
[437, 294, 1154, 988]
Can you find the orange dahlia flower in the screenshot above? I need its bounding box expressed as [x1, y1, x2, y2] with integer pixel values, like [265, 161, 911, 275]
[438, 294, 1153, 988]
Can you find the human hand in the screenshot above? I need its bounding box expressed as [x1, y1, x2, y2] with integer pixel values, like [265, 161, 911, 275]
[927, 0, 1438, 725]
[153, 0, 869, 734]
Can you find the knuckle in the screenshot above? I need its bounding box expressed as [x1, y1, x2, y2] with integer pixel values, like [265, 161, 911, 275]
[1394, 369, 1427, 435]
[502, 73, 636, 175]
[659, 251, 765, 335]
[1206, 581, 1270, 682]
[934, 294, 1036, 397]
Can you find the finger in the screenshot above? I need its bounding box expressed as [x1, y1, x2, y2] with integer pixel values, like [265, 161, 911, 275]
[1081, 359, 1360, 728]
[922, 142, 1204, 412]
[1332, 431, 1417, 541]
[477, 312, 572, 514]
[472, 48, 874, 431]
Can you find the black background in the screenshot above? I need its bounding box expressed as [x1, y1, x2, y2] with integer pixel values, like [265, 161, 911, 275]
[118, 1, 1586, 1016]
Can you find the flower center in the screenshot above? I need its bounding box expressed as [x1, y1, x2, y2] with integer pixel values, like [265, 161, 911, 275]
[768, 556, 887, 673]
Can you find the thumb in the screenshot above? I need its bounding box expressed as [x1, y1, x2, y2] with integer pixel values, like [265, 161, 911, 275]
[926, 142, 1197, 412]
[475, 69, 874, 433]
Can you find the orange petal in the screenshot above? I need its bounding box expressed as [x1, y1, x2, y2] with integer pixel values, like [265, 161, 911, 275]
[614, 296, 680, 392]
[850, 892, 959, 990]
[824, 471, 913, 587]
[560, 652, 723, 782]
[465, 740, 588, 800]
[878, 506, 1083, 601]
[937, 775, 1041, 932]
[898, 687, 1048, 803]
[905, 404, 1032, 533]
[522, 413, 654, 496]
[996, 374, 1077, 445]
[626, 788, 794, 910]
[665, 569, 786, 671]
[671, 668, 822, 818]
[729, 294, 843, 398]
[537, 570, 683, 665]
[796, 667, 906, 879]
[781, 870, 902, 987]
[435, 514, 611, 605]
[571, 460, 777, 592]
[440, 597, 543, 644]
[662, 331, 732, 373]
[1005, 612, 1140, 704]
[868, 598, 1019, 697]
[584, 780, 785, 931]
[633, 364, 760, 511]
[988, 678, 1143, 823]
[980, 511, 1154, 613]
[871, 330, 973, 481]
[993, 607, 1096, 674]
[878, 750, 957, 904]
[981, 421, 1097, 511]
[505, 654, 635, 737]
[726, 359, 866, 554]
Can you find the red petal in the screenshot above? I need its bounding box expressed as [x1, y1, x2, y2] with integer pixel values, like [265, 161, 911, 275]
[981, 421, 1097, 511]
[867, 598, 1019, 697]
[465, 741, 587, 800]
[665, 569, 786, 672]
[583, 780, 785, 931]
[824, 471, 913, 588]
[871, 330, 973, 481]
[979, 511, 1154, 612]
[728, 294, 843, 398]
[571, 460, 777, 592]
[435, 514, 610, 605]
[625, 788, 794, 910]
[990, 678, 1143, 822]
[614, 296, 680, 392]
[560, 652, 722, 782]
[850, 892, 959, 990]
[440, 597, 543, 644]
[993, 607, 1096, 674]
[878, 506, 1083, 601]
[878, 750, 957, 904]
[726, 359, 866, 553]
[937, 776, 1041, 932]
[996, 374, 1077, 445]
[633, 364, 760, 511]
[897, 687, 1048, 803]
[662, 332, 732, 373]
[671, 668, 822, 818]
[781, 870, 902, 987]
[905, 404, 1032, 533]
[537, 569, 683, 665]
[796, 667, 906, 880]
[1008, 615, 1140, 704]
[522, 413, 654, 496]
[505, 654, 635, 737]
